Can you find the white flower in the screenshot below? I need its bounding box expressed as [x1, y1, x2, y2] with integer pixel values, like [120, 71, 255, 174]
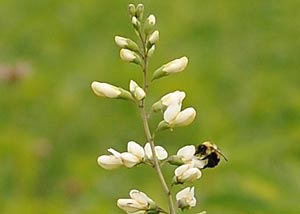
[91, 82, 121, 98]
[97, 148, 122, 170]
[144, 143, 168, 161]
[164, 105, 196, 127]
[161, 91, 186, 107]
[176, 145, 206, 169]
[162, 56, 188, 73]
[152, 90, 185, 112]
[148, 30, 159, 44]
[176, 187, 196, 210]
[130, 80, 146, 101]
[175, 164, 202, 183]
[117, 189, 155, 213]
[120, 49, 136, 62]
[121, 141, 145, 168]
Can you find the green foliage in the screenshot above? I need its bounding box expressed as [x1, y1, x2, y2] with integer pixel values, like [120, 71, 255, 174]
[0, 0, 299, 213]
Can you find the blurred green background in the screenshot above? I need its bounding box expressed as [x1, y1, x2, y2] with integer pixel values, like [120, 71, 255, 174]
[1, 0, 299, 213]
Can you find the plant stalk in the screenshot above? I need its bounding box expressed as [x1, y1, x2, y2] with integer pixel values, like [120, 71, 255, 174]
[137, 30, 176, 214]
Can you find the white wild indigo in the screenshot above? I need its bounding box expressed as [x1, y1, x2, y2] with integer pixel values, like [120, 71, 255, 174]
[92, 4, 224, 214]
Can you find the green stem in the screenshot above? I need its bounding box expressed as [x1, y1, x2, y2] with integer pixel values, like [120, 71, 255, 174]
[137, 30, 176, 214]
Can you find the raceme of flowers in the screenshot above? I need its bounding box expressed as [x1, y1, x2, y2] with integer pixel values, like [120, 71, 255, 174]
[91, 3, 223, 214]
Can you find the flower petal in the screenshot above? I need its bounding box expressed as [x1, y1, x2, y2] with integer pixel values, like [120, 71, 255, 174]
[164, 103, 181, 123]
[177, 145, 195, 162]
[108, 148, 121, 158]
[121, 152, 141, 168]
[117, 199, 143, 212]
[173, 107, 196, 126]
[127, 141, 145, 160]
[97, 155, 122, 170]
[155, 146, 168, 160]
[144, 143, 152, 159]
[130, 190, 152, 205]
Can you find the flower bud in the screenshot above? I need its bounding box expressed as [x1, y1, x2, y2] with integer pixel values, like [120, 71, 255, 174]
[128, 4, 136, 17]
[176, 187, 196, 210]
[115, 36, 139, 51]
[148, 30, 159, 45]
[120, 48, 142, 65]
[91, 81, 133, 101]
[131, 16, 141, 31]
[144, 14, 156, 35]
[168, 155, 185, 166]
[147, 45, 155, 57]
[152, 56, 188, 81]
[130, 80, 146, 101]
[136, 4, 144, 20]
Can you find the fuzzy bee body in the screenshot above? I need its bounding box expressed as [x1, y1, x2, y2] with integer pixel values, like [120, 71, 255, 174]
[195, 142, 227, 169]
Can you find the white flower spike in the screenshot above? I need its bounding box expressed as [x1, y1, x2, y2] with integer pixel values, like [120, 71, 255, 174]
[176, 187, 196, 210]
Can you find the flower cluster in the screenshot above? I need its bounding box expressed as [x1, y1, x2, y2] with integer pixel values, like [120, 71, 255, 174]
[91, 3, 224, 214]
[152, 91, 196, 130]
[171, 145, 206, 184]
[97, 141, 168, 169]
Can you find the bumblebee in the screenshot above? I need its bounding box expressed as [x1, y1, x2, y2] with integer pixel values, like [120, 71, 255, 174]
[195, 141, 228, 169]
